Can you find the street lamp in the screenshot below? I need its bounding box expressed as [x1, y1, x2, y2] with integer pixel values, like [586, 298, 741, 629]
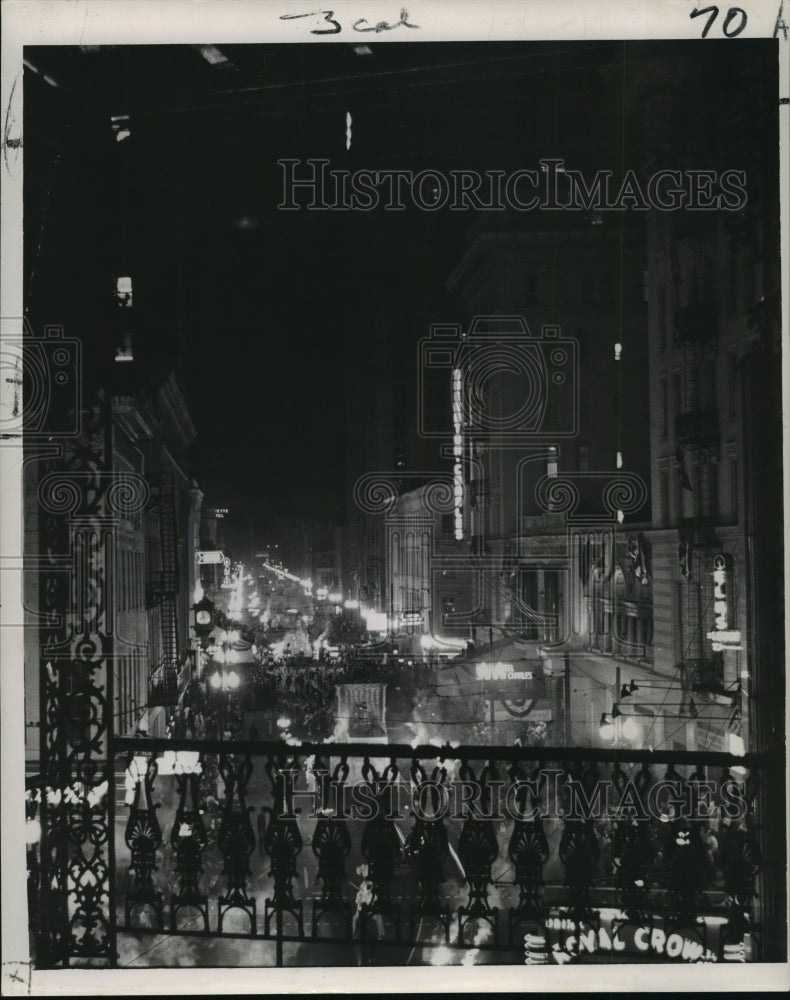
[209, 668, 241, 692]
[207, 628, 243, 740]
[597, 705, 647, 746]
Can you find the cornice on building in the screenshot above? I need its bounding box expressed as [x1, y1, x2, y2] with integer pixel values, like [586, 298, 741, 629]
[156, 372, 197, 446]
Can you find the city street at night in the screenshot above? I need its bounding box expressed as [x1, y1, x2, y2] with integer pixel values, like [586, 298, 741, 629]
[2, 3, 787, 992]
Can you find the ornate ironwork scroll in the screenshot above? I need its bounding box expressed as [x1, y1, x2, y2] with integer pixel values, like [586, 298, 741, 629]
[104, 739, 769, 965]
[124, 753, 163, 929]
[170, 761, 209, 932]
[659, 765, 709, 923]
[558, 764, 601, 928]
[262, 755, 304, 938]
[36, 395, 120, 966]
[719, 819, 760, 961]
[358, 757, 403, 942]
[457, 759, 501, 946]
[405, 759, 451, 943]
[610, 763, 655, 922]
[311, 758, 353, 938]
[507, 760, 549, 946]
[216, 753, 257, 933]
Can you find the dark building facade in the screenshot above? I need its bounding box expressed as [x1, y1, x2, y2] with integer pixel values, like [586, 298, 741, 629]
[444, 210, 651, 648]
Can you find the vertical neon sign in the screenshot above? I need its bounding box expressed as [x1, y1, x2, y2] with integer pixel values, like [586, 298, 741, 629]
[452, 367, 464, 540]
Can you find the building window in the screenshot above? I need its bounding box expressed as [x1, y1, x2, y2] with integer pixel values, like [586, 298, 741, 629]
[441, 513, 453, 536]
[657, 285, 667, 352]
[659, 376, 668, 438]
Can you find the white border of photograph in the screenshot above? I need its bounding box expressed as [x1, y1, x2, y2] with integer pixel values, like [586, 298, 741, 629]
[1, 0, 788, 994]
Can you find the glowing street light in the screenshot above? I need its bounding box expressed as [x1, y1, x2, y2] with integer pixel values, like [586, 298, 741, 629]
[599, 707, 641, 745]
[210, 668, 240, 691]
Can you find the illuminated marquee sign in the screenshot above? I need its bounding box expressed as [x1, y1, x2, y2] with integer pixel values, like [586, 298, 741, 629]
[546, 917, 718, 964]
[706, 553, 742, 651]
[197, 550, 224, 565]
[452, 367, 464, 540]
[364, 611, 388, 632]
[475, 662, 534, 682]
[221, 555, 233, 589]
[400, 611, 423, 625]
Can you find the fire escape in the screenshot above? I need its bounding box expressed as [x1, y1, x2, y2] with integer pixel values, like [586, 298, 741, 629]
[147, 462, 181, 707]
[674, 296, 724, 695]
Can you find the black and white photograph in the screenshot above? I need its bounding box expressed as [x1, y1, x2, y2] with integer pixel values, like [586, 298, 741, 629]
[1, 0, 788, 993]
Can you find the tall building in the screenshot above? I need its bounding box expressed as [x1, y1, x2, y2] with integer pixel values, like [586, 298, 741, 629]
[23, 368, 201, 762]
[632, 42, 784, 762]
[643, 211, 758, 752]
[444, 210, 651, 649]
[115, 371, 199, 735]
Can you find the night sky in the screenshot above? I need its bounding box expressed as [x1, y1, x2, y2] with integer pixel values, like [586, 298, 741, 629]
[23, 40, 774, 535]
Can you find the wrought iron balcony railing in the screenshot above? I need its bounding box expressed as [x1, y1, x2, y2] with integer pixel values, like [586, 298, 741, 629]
[86, 737, 771, 968]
